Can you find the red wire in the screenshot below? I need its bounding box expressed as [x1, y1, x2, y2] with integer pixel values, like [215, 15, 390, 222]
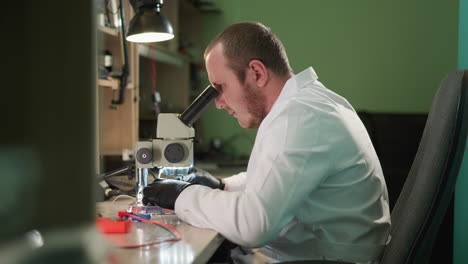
[117, 212, 182, 248]
[151, 44, 157, 94]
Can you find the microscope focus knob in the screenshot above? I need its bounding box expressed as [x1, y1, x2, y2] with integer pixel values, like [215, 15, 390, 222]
[136, 148, 152, 164]
[164, 143, 185, 163]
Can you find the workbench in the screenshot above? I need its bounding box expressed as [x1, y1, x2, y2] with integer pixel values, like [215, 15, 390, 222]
[96, 198, 224, 263]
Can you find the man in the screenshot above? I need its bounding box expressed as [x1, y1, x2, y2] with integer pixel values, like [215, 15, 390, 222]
[144, 22, 391, 263]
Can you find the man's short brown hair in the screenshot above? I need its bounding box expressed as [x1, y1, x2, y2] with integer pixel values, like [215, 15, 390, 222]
[204, 22, 293, 82]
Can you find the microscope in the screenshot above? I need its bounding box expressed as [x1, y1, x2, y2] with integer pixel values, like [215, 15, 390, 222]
[134, 85, 218, 206]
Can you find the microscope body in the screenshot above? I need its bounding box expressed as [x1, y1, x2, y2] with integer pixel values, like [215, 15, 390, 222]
[133, 85, 218, 206]
[135, 113, 194, 170]
[134, 113, 195, 205]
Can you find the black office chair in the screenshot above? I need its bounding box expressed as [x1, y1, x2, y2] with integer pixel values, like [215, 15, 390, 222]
[282, 69, 468, 264]
[379, 70, 468, 264]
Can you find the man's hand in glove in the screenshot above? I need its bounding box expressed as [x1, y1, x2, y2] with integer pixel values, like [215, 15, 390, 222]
[178, 168, 225, 190]
[142, 179, 192, 210]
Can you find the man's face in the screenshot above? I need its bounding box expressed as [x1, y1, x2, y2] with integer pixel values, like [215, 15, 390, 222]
[205, 44, 266, 129]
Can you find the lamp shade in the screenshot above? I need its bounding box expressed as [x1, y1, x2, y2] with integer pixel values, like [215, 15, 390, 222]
[126, 9, 174, 43]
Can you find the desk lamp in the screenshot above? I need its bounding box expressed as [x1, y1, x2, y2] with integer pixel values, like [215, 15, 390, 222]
[112, 0, 174, 105]
[127, 0, 175, 43]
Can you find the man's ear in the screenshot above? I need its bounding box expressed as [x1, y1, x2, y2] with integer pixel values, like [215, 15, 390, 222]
[248, 60, 269, 88]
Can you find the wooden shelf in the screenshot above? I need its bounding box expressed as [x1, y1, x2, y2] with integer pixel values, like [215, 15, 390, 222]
[98, 26, 119, 37]
[97, 78, 134, 89]
[101, 150, 126, 156]
[97, 0, 139, 162]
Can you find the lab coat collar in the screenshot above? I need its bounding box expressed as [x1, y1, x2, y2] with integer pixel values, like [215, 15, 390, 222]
[295, 67, 319, 88]
[273, 67, 319, 107]
[260, 67, 319, 131]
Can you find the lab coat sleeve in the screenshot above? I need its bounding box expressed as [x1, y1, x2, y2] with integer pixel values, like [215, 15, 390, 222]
[175, 102, 334, 247]
[222, 172, 247, 191]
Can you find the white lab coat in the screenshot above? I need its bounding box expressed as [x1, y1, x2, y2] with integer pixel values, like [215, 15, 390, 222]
[175, 67, 391, 263]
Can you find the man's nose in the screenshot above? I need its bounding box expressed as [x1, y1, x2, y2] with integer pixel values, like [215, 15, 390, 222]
[215, 96, 225, 109]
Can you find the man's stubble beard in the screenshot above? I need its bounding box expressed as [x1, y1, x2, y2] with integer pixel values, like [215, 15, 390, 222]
[242, 82, 267, 129]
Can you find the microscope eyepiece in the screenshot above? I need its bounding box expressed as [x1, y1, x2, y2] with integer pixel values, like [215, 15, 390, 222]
[180, 85, 219, 127]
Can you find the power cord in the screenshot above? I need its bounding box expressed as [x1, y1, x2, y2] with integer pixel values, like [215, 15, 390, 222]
[117, 212, 182, 248]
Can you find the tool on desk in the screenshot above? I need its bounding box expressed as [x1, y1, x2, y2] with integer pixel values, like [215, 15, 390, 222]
[128, 204, 175, 215]
[96, 218, 132, 234]
[134, 85, 218, 206]
[97, 165, 136, 201]
[96, 212, 183, 248]
[119, 212, 151, 222]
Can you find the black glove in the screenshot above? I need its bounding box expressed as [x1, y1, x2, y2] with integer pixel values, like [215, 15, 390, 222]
[142, 178, 192, 210]
[178, 168, 225, 190]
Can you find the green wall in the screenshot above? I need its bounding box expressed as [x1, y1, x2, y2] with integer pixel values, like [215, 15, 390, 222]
[199, 0, 255, 158]
[454, 0, 468, 263]
[199, 0, 459, 157]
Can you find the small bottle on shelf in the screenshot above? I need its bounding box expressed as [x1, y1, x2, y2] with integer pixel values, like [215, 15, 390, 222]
[104, 49, 113, 73]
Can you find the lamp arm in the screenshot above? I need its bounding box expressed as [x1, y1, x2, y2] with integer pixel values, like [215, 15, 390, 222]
[111, 0, 130, 105]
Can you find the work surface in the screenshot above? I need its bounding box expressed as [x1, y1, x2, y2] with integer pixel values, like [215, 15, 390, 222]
[96, 199, 224, 263]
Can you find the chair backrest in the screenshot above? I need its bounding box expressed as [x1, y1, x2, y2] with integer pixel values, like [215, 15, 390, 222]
[380, 70, 468, 264]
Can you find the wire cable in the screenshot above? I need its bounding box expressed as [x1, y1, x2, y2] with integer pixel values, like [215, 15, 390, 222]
[151, 43, 161, 116]
[117, 212, 182, 248]
[111, 195, 136, 203]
